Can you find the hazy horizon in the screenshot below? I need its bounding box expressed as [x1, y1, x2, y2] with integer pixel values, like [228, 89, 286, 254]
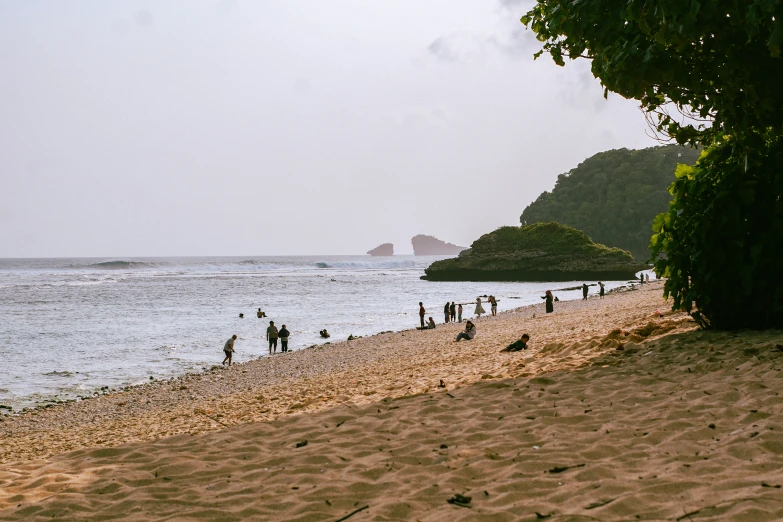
[0, 1, 659, 258]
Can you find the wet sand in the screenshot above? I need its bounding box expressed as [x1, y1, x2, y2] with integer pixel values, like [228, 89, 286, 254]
[2, 283, 783, 520]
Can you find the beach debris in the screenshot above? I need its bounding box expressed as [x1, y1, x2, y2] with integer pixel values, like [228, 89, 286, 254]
[585, 498, 616, 510]
[776, 344, 783, 352]
[762, 482, 782, 488]
[438, 379, 446, 388]
[440, 444, 448, 449]
[296, 440, 308, 448]
[446, 493, 472, 508]
[548, 463, 585, 473]
[708, 423, 716, 429]
[535, 513, 552, 519]
[333, 505, 369, 522]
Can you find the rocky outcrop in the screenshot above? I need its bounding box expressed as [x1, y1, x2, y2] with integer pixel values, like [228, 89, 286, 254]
[367, 243, 394, 256]
[411, 235, 467, 256]
[423, 223, 645, 281]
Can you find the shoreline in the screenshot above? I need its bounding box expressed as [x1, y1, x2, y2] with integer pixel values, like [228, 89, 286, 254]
[3, 281, 783, 519]
[1, 282, 672, 465]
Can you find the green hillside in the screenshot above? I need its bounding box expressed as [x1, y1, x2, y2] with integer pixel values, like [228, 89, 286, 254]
[520, 145, 700, 260]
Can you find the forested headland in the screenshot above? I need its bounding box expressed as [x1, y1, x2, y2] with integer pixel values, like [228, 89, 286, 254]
[520, 145, 700, 261]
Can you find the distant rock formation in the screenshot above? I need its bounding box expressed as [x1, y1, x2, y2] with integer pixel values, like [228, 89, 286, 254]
[423, 223, 645, 281]
[367, 243, 394, 256]
[411, 235, 467, 256]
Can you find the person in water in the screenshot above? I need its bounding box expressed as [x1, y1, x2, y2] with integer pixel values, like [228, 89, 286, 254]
[490, 296, 498, 316]
[599, 282, 605, 298]
[267, 320, 279, 354]
[582, 283, 589, 300]
[457, 303, 463, 323]
[541, 290, 554, 313]
[444, 302, 451, 323]
[450, 302, 456, 322]
[239, 313, 244, 318]
[502, 333, 529, 352]
[222, 334, 237, 366]
[257, 308, 266, 318]
[474, 297, 486, 319]
[320, 329, 330, 338]
[455, 321, 476, 342]
[419, 302, 426, 329]
[279, 325, 290, 352]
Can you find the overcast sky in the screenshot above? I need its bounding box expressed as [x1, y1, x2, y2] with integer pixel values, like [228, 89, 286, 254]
[0, 0, 657, 257]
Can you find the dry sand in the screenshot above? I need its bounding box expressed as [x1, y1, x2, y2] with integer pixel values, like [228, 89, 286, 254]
[2, 283, 783, 520]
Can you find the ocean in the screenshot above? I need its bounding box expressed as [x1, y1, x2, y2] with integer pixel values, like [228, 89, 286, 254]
[0, 256, 639, 409]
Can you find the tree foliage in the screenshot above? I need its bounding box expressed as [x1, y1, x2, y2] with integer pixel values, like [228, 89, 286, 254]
[521, 145, 700, 260]
[522, 0, 783, 146]
[650, 135, 783, 329]
[522, 0, 783, 329]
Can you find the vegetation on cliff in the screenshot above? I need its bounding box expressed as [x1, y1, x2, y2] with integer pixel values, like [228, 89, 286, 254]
[520, 145, 700, 261]
[424, 223, 642, 281]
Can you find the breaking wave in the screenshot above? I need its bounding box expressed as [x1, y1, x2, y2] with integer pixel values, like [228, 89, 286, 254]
[90, 261, 152, 269]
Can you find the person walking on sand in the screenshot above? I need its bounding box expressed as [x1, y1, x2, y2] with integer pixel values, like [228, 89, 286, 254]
[279, 324, 290, 353]
[541, 290, 554, 314]
[599, 282, 605, 298]
[490, 295, 498, 316]
[458, 303, 463, 323]
[419, 302, 426, 329]
[501, 333, 530, 352]
[267, 320, 279, 354]
[450, 302, 456, 322]
[582, 283, 589, 300]
[455, 321, 476, 342]
[444, 302, 451, 324]
[474, 297, 486, 319]
[222, 335, 237, 366]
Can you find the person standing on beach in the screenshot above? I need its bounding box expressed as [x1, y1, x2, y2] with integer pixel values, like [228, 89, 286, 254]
[450, 302, 456, 322]
[599, 282, 605, 298]
[457, 303, 463, 323]
[474, 297, 486, 319]
[279, 325, 290, 353]
[541, 290, 554, 313]
[222, 335, 237, 366]
[419, 302, 426, 329]
[582, 283, 589, 300]
[455, 321, 476, 342]
[444, 302, 451, 323]
[267, 321, 279, 354]
[490, 296, 498, 316]
[645, 273, 650, 283]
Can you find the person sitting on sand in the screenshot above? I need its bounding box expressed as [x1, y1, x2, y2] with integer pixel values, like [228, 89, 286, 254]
[455, 321, 476, 342]
[428, 317, 436, 329]
[320, 329, 330, 338]
[279, 325, 290, 352]
[501, 334, 529, 352]
[541, 290, 554, 313]
[222, 334, 237, 366]
[267, 321, 279, 354]
[474, 297, 485, 319]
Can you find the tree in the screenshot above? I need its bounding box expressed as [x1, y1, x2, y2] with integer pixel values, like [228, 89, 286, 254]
[521, 0, 783, 146]
[520, 145, 700, 260]
[522, 0, 783, 329]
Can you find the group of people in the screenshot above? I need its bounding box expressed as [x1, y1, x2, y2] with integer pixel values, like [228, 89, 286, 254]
[222, 311, 294, 365]
[581, 282, 606, 301]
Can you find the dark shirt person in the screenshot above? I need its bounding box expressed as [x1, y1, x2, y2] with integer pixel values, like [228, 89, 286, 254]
[599, 282, 605, 298]
[541, 290, 554, 313]
[502, 334, 530, 352]
[419, 302, 426, 329]
[267, 321, 279, 353]
[444, 302, 450, 323]
[279, 325, 290, 352]
[582, 283, 588, 300]
[450, 302, 456, 322]
[320, 329, 330, 338]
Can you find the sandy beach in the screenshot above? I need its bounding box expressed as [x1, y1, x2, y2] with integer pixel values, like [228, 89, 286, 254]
[2, 282, 783, 520]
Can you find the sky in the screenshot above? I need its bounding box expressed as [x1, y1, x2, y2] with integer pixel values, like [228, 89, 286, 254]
[0, 0, 659, 257]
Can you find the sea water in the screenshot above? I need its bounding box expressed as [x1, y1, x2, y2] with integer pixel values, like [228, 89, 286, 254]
[0, 256, 638, 409]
